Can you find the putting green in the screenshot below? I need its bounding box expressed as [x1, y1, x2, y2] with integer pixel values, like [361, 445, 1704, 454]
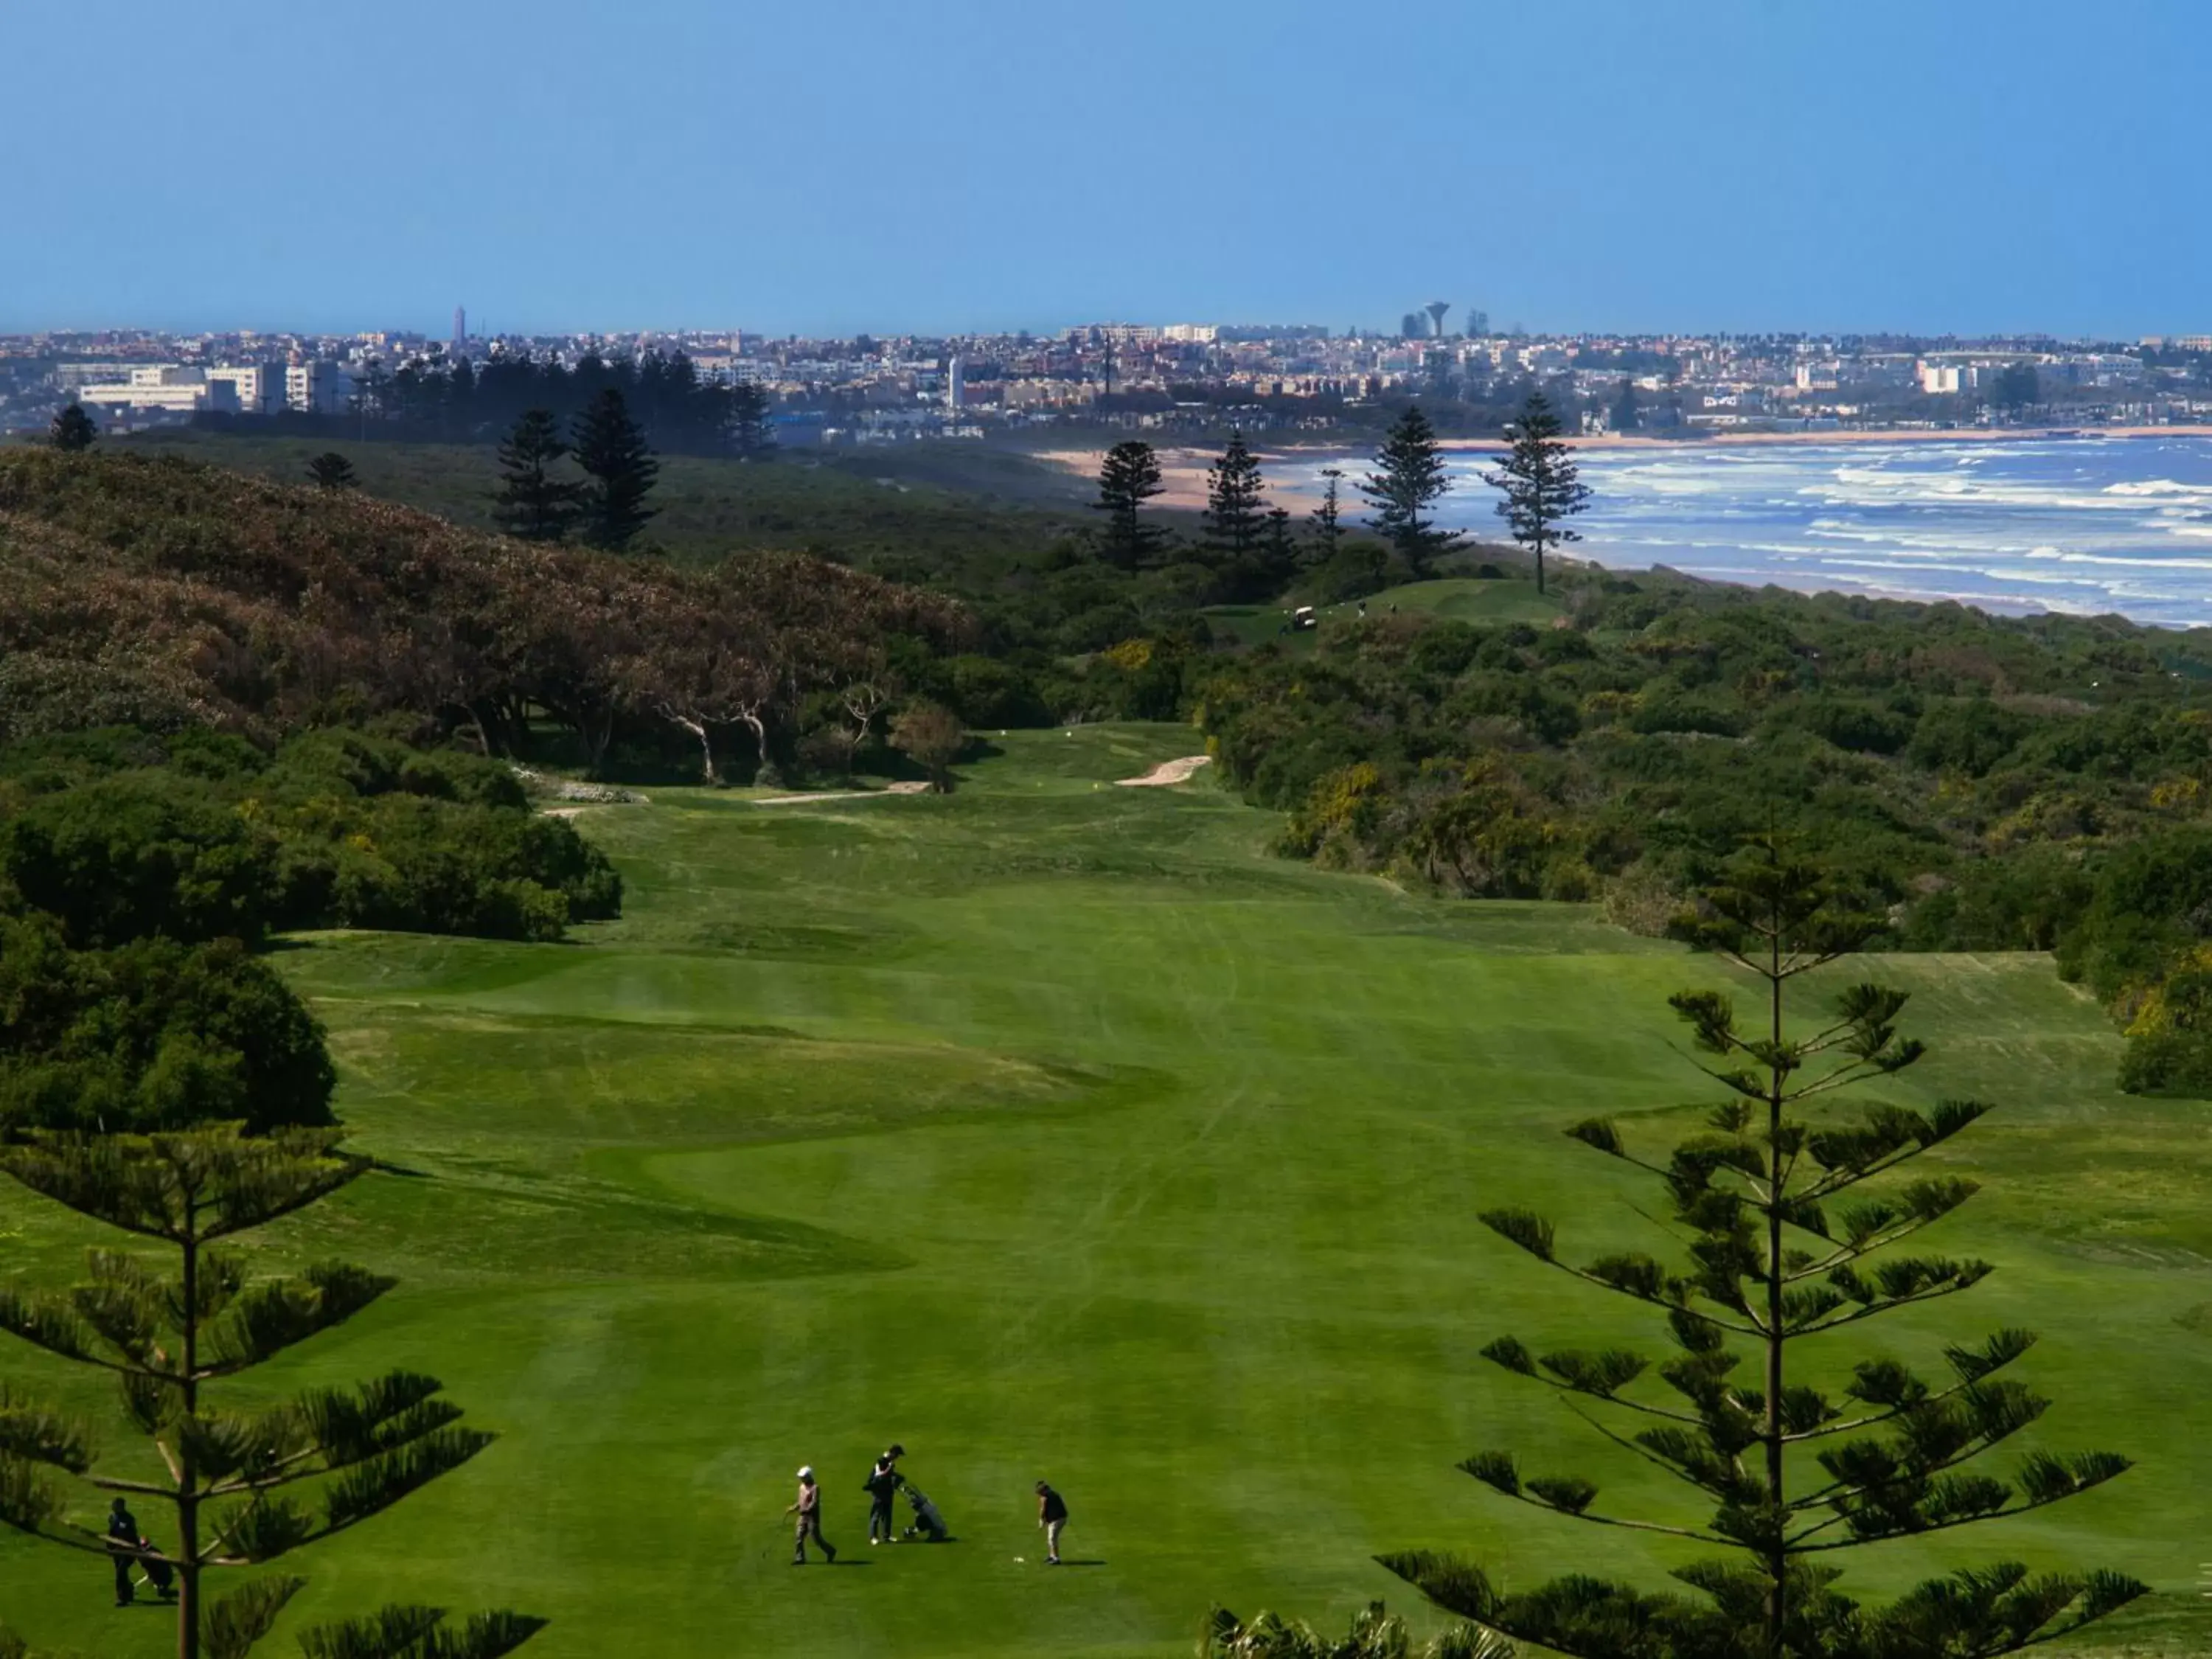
[1, 726, 2202, 1655]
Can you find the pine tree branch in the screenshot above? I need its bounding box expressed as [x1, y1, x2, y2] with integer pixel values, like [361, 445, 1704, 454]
[1554, 1267, 1766, 1338]
[1776, 1370, 1998, 1446]
[1780, 1212, 1964, 1284]
[0, 1514, 114, 1557]
[1794, 1277, 1989, 1335]
[1506, 1368, 1709, 1426]
[1559, 1401, 1739, 1496]
[1786, 1485, 2120, 1553]
[84, 1475, 182, 1498]
[1480, 1484, 1728, 1545]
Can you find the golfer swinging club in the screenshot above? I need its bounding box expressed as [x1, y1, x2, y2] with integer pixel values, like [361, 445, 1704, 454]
[787, 1467, 836, 1565]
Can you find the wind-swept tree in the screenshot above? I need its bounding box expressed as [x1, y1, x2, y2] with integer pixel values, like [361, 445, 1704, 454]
[47, 403, 97, 453]
[305, 452, 357, 490]
[1261, 508, 1298, 592]
[1092, 439, 1169, 571]
[1308, 467, 1345, 566]
[1481, 392, 1589, 595]
[0, 1127, 544, 1659]
[1360, 407, 1461, 578]
[491, 409, 580, 543]
[1610, 379, 1641, 434]
[728, 380, 776, 459]
[572, 388, 660, 551]
[1203, 431, 1268, 565]
[1379, 846, 2146, 1659]
[889, 701, 964, 793]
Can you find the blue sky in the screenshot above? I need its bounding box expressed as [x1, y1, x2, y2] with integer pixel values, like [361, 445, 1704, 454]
[11, 0, 2206, 338]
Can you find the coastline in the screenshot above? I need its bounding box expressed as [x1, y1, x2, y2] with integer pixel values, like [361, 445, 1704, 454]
[1038, 426, 2212, 510]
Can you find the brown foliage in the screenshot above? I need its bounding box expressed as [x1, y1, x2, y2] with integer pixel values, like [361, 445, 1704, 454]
[889, 701, 966, 791]
[0, 451, 971, 773]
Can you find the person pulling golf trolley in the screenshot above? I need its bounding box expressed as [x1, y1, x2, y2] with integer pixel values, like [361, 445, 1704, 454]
[896, 1475, 948, 1542]
[864, 1443, 905, 1545]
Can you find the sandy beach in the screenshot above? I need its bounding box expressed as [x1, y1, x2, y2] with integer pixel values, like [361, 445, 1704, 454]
[1038, 425, 2212, 511]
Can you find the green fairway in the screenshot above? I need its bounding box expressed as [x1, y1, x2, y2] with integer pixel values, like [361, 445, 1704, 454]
[1, 724, 2204, 1656]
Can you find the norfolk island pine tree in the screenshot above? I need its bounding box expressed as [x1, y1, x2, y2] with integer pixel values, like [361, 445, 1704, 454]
[491, 409, 581, 543]
[1203, 431, 1268, 563]
[0, 1127, 543, 1659]
[572, 387, 661, 552]
[1378, 846, 2145, 1659]
[1360, 406, 1462, 579]
[1481, 392, 1590, 596]
[1093, 439, 1169, 571]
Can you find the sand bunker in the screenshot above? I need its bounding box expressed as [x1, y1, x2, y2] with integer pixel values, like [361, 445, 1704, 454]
[1116, 756, 1211, 787]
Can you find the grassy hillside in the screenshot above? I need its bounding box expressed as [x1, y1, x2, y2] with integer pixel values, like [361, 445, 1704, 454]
[0, 726, 2199, 1656]
[109, 430, 1096, 570]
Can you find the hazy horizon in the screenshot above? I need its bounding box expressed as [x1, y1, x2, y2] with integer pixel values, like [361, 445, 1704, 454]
[13, 0, 2212, 340]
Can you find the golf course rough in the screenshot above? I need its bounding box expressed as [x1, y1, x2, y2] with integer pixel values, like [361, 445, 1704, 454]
[0, 724, 2199, 1657]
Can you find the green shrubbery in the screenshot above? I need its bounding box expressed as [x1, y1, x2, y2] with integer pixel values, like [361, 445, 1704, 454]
[0, 725, 624, 1135]
[0, 726, 620, 945]
[1194, 579, 2212, 1093]
[0, 913, 334, 1133]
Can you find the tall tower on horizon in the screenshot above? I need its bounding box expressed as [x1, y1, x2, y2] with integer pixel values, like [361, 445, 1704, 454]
[452, 305, 467, 352]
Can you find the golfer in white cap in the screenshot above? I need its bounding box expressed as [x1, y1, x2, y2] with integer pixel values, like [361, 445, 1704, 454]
[787, 1466, 835, 1565]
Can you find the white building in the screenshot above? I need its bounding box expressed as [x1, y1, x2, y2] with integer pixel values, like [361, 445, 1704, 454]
[74, 366, 240, 416]
[204, 362, 287, 414]
[1917, 361, 1964, 396]
[286, 361, 344, 414]
[946, 355, 964, 410]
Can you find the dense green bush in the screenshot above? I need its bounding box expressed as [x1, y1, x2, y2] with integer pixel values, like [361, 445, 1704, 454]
[2056, 830, 2212, 1000]
[0, 913, 334, 1133]
[0, 726, 621, 947]
[1905, 698, 2031, 776]
[0, 772, 281, 947]
[1194, 582, 2212, 1093]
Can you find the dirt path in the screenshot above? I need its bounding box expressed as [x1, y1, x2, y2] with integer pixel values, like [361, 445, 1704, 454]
[750, 781, 933, 805]
[1117, 756, 1211, 787]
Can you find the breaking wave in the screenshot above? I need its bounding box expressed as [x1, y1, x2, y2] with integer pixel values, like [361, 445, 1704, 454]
[1442, 435, 2212, 627]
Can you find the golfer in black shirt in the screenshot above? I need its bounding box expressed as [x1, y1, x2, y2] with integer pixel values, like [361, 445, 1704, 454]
[1035, 1481, 1068, 1565]
[106, 1498, 138, 1607]
[866, 1444, 904, 1545]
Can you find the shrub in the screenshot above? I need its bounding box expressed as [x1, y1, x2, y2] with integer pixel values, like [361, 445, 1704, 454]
[1907, 698, 2031, 776]
[0, 915, 334, 1133]
[0, 772, 280, 947]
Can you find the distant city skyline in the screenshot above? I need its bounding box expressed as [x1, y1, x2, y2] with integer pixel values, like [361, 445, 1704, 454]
[10, 0, 2211, 340]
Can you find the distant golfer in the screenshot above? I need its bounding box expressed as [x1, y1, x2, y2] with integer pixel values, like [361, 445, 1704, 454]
[787, 1467, 835, 1565]
[866, 1444, 905, 1545]
[106, 1498, 139, 1606]
[1035, 1481, 1068, 1565]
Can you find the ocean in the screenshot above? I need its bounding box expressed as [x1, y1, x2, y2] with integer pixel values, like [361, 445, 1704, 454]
[1276, 436, 2212, 628]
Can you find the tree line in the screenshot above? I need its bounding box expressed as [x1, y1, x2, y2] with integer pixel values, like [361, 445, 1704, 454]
[195, 346, 778, 459]
[1088, 393, 1590, 599]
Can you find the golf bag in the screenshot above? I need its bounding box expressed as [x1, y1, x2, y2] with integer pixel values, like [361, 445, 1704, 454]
[136, 1538, 176, 1600]
[898, 1478, 947, 1542]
